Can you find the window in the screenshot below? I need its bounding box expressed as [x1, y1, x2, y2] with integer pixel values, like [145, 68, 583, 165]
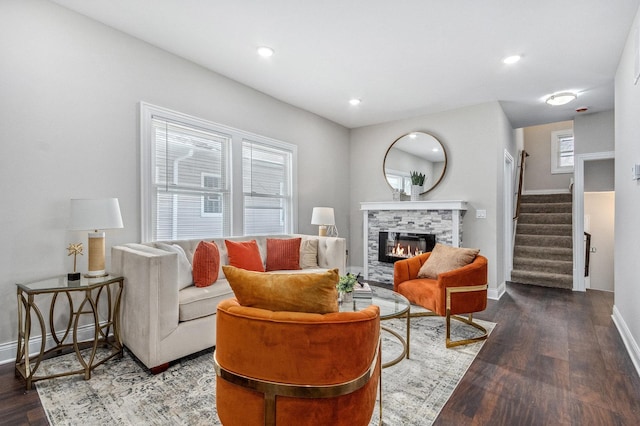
[551, 129, 574, 174]
[141, 103, 297, 241]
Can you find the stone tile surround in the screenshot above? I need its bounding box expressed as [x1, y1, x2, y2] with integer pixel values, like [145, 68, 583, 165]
[361, 201, 467, 283]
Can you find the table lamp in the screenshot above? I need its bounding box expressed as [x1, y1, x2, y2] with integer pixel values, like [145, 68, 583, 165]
[311, 207, 338, 237]
[69, 198, 124, 277]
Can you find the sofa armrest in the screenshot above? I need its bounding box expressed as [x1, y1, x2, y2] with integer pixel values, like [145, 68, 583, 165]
[111, 244, 180, 365]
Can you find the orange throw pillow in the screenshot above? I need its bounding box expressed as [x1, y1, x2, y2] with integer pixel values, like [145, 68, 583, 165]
[225, 239, 265, 272]
[222, 265, 339, 314]
[266, 238, 302, 271]
[192, 241, 220, 287]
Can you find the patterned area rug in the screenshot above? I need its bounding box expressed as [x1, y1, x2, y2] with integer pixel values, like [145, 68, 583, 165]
[36, 307, 494, 425]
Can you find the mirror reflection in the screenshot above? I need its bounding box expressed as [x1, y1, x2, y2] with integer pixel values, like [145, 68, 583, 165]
[383, 132, 447, 196]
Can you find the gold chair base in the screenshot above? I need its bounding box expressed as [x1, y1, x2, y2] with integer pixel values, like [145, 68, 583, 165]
[407, 309, 488, 349]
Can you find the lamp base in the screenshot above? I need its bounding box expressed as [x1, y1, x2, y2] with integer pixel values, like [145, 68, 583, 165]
[84, 271, 109, 278]
[67, 272, 81, 281]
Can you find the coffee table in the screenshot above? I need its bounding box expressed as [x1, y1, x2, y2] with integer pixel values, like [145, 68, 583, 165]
[340, 286, 410, 368]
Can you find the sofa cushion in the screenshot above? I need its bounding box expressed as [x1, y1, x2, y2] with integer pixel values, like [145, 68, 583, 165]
[417, 243, 480, 279]
[179, 280, 234, 322]
[156, 243, 193, 290]
[192, 241, 220, 287]
[299, 238, 319, 269]
[266, 237, 301, 271]
[225, 239, 265, 272]
[222, 265, 339, 314]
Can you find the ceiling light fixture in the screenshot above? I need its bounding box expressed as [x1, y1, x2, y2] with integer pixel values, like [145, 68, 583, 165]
[257, 46, 274, 58]
[503, 55, 521, 65]
[349, 98, 361, 106]
[546, 92, 577, 106]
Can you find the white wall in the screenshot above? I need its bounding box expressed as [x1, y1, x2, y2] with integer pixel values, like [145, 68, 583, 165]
[613, 4, 640, 373]
[584, 192, 615, 292]
[523, 121, 574, 192]
[574, 110, 615, 155]
[349, 102, 516, 297]
[0, 0, 349, 351]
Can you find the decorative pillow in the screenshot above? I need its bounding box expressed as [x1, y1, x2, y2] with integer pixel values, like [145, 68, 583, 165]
[192, 241, 220, 287]
[299, 238, 319, 269]
[266, 238, 301, 271]
[222, 265, 339, 314]
[417, 243, 480, 279]
[224, 239, 265, 272]
[156, 243, 193, 290]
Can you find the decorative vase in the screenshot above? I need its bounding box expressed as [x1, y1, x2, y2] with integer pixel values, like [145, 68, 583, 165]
[339, 291, 353, 304]
[411, 185, 422, 201]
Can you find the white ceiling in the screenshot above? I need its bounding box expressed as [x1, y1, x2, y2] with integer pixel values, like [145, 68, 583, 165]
[51, 0, 640, 129]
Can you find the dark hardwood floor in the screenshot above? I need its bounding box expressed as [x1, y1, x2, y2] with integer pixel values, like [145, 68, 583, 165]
[1, 282, 638, 425]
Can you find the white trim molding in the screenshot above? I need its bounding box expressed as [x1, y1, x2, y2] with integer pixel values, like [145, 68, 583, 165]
[612, 305, 640, 378]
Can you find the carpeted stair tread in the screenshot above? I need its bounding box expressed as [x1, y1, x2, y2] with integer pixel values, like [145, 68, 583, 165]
[514, 246, 572, 261]
[513, 257, 573, 275]
[520, 193, 572, 204]
[510, 270, 573, 289]
[516, 223, 572, 236]
[519, 202, 572, 214]
[515, 234, 572, 248]
[518, 212, 572, 225]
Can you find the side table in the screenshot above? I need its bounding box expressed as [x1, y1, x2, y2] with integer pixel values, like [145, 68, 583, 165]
[15, 274, 124, 390]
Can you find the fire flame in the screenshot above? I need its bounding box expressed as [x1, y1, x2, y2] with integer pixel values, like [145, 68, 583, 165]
[391, 243, 422, 258]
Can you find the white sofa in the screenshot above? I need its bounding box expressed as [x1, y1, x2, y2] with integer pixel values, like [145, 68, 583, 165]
[111, 234, 346, 372]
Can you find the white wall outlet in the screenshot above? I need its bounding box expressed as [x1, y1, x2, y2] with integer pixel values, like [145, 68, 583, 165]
[476, 209, 487, 219]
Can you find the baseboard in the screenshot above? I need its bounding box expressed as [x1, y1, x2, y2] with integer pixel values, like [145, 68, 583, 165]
[488, 282, 506, 300]
[612, 305, 640, 378]
[0, 323, 101, 366]
[523, 189, 571, 195]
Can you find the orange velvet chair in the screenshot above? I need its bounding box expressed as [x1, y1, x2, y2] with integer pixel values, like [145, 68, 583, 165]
[214, 299, 381, 426]
[394, 252, 488, 348]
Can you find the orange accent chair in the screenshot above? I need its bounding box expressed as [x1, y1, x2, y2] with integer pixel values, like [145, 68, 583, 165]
[394, 252, 488, 348]
[214, 299, 381, 426]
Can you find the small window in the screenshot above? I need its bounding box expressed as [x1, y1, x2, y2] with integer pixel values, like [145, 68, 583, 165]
[201, 173, 222, 217]
[551, 130, 574, 174]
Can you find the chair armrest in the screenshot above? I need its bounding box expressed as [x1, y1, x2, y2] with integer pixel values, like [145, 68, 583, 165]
[437, 255, 488, 289]
[393, 253, 431, 291]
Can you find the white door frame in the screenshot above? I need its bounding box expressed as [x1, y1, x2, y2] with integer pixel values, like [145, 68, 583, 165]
[573, 151, 615, 291]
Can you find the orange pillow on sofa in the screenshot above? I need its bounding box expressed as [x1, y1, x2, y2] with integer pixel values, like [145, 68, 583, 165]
[193, 241, 220, 287]
[225, 239, 265, 272]
[266, 238, 301, 271]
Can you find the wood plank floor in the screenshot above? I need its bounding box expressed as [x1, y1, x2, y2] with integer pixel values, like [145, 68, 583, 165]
[0, 282, 638, 425]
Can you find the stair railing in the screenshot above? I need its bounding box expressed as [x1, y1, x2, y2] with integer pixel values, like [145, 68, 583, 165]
[514, 150, 529, 221]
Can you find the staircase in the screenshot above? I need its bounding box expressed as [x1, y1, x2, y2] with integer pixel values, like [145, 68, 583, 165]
[511, 193, 573, 289]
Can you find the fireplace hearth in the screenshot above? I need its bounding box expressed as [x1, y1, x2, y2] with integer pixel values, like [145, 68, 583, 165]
[378, 231, 436, 263]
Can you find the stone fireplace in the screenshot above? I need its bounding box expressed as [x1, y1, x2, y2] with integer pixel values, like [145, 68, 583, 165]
[361, 201, 467, 283]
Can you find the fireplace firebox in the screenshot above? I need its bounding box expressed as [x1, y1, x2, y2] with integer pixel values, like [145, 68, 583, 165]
[378, 231, 436, 263]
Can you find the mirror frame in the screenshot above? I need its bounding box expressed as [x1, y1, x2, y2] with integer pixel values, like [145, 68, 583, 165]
[383, 131, 447, 196]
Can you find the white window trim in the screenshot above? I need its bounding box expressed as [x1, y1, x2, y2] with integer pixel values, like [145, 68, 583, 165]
[140, 102, 298, 241]
[551, 129, 574, 174]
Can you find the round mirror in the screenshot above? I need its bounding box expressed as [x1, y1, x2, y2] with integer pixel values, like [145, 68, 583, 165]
[383, 132, 447, 196]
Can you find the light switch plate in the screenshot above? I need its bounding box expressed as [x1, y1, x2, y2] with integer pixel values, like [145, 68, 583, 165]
[476, 209, 487, 219]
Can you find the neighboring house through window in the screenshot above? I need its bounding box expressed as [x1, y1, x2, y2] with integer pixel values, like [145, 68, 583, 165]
[140, 102, 297, 241]
[551, 129, 574, 174]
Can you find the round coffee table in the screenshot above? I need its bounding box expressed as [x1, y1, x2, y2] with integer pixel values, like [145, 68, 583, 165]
[341, 286, 410, 368]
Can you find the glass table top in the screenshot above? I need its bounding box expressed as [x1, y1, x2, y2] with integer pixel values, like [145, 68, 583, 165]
[340, 284, 409, 319]
[16, 275, 122, 293]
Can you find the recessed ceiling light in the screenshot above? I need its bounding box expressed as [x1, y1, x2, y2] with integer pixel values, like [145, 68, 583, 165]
[546, 92, 577, 106]
[349, 98, 361, 106]
[257, 46, 274, 58]
[503, 55, 521, 65]
[409, 133, 417, 139]
[432, 148, 439, 152]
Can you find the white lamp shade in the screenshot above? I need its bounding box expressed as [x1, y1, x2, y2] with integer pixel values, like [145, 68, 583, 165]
[311, 207, 335, 225]
[69, 198, 124, 231]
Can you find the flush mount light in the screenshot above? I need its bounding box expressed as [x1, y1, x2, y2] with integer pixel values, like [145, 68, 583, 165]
[349, 98, 361, 106]
[409, 133, 417, 139]
[503, 55, 521, 65]
[257, 46, 274, 57]
[546, 92, 577, 106]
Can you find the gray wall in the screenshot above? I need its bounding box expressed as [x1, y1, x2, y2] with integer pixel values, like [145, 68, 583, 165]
[0, 0, 349, 351]
[614, 4, 640, 372]
[574, 110, 615, 155]
[523, 121, 574, 192]
[349, 102, 517, 297]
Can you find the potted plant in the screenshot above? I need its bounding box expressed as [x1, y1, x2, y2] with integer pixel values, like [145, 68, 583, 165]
[337, 273, 358, 303]
[409, 171, 426, 201]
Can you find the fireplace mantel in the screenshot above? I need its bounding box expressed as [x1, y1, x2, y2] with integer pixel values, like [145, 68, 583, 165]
[361, 200, 468, 282]
[360, 200, 467, 211]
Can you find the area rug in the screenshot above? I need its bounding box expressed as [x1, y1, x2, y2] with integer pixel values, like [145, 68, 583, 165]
[36, 307, 494, 425]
